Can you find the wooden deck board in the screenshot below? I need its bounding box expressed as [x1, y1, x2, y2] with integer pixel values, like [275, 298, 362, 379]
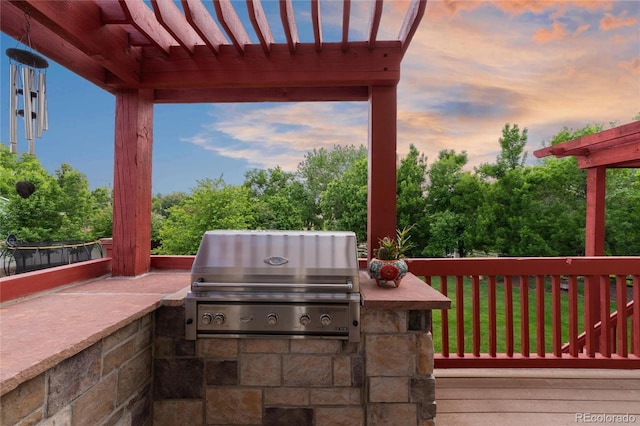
[434, 368, 640, 425]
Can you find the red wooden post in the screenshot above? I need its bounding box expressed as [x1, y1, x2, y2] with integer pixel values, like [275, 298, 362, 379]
[633, 275, 640, 357]
[599, 275, 611, 357]
[112, 89, 154, 276]
[367, 85, 397, 260]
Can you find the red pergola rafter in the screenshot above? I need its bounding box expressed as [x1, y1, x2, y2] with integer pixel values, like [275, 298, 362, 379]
[2, 0, 428, 276]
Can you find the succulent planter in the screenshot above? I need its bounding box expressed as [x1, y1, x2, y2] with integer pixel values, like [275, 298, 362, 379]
[368, 258, 408, 287]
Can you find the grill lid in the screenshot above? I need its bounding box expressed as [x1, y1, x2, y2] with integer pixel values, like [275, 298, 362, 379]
[190, 230, 360, 291]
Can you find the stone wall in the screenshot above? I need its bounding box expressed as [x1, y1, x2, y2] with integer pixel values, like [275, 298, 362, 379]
[153, 305, 436, 426]
[0, 313, 154, 426]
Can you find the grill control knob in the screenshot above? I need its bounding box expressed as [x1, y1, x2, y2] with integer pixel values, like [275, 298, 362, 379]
[267, 313, 278, 326]
[202, 313, 213, 325]
[320, 314, 331, 326]
[299, 314, 311, 326]
[213, 313, 226, 325]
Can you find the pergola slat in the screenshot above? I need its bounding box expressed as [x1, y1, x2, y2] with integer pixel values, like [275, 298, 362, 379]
[311, 0, 322, 51]
[151, 0, 204, 55]
[280, 0, 299, 53]
[119, 0, 175, 56]
[182, 0, 227, 55]
[247, 0, 274, 54]
[214, 0, 252, 55]
[341, 0, 351, 52]
[399, 0, 427, 56]
[367, 0, 383, 49]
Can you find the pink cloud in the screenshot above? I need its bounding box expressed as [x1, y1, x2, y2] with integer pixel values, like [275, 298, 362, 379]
[611, 34, 639, 44]
[533, 21, 568, 44]
[600, 12, 638, 30]
[429, 0, 613, 19]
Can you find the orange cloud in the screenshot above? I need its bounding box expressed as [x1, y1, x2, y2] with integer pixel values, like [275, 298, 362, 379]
[574, 24, 590, 36]
[532, 21, 567, 43]
[612, 34, 639, 44]
[618, 57, 640, 75]
[600, 12, 638, 30]
[429, 0, 614, 19]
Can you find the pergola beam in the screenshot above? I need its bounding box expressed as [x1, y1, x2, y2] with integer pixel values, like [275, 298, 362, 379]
[137, 43, 401, 89]
[3, 0, 141, 86]
[154, 86, 370, 103]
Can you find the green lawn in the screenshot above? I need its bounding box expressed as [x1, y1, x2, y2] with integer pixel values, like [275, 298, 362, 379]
[429, 276, 630, 355]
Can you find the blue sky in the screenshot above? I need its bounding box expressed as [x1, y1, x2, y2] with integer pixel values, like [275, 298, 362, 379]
[2, 1, 639, 195]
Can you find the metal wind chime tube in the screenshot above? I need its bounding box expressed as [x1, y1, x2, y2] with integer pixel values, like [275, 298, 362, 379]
[6, 45, 49, 155]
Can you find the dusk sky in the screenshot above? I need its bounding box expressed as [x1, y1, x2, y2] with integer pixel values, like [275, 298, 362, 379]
[1, 1, 639, 195]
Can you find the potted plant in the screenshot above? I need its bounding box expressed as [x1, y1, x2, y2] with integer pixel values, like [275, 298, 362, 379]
[368, 225, 414, 287]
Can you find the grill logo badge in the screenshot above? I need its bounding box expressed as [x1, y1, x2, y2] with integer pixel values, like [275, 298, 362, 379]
[264, 256, 289, 266]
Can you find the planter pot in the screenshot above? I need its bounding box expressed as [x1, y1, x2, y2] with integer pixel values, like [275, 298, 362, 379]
[368, 258, 408, 287]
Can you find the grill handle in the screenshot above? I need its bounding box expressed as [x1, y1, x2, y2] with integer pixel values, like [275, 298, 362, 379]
[192, 280, 354, 291]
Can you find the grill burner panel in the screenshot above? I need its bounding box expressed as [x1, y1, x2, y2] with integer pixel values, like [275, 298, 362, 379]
[185, 230, 361, 342]
[196, 302, 353, 337]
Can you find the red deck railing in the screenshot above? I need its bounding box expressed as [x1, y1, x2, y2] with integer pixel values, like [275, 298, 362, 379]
[407, 257, 640, 369]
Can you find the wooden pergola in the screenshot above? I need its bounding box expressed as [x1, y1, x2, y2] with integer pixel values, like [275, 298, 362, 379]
[534, 120, 640, 256]
[534, 120, 640, 343]
[1, 0, 428, 276]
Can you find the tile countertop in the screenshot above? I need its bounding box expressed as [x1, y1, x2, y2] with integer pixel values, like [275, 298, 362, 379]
[359, 271, 451, 310]
[0, 272, 190, 396]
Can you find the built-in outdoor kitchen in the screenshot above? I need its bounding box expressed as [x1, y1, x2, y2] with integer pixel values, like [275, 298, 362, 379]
[0, 231, 450, 426]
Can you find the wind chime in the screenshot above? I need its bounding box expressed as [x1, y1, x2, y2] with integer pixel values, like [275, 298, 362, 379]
[7, 16, 49, 156]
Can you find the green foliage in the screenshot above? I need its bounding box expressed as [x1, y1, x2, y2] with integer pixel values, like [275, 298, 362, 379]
[478, 123, 528, 179]
[297, 145, 367, 229]
[372, 225, 415, 260]
[154, 178, 257, 255]
[243, 167, 310, 230]
[397, 144, 429, 256]
[320, 158, 368, 241]
[0, 146, 100, 242]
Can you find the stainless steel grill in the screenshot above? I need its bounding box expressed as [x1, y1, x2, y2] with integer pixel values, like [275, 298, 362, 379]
[185, 230, 361, 342]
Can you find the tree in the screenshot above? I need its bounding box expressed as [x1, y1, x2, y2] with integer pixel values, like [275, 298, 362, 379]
[605, 169, 640, 255]
[56, 163, 93, 240]
[478, 123, 528, 179]
[155, 178, 257, 255]
[243, 167, 310, 230]
[297, 145, 367, 229]
[424, 150, 482, 257]
[396, 144, 429, 256]
[320, 157, 368, 241]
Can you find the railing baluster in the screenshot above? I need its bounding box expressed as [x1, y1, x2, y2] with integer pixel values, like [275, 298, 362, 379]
[440, 275, 449, 358]
[520, 275, 529, 357]
[505, 276, 514, 357]
[552, 275, 562, 357]
[600, 275, 611, 357]
[616, 275, 628, 357]
[633, 275, 640, 357]
[456, 275, 465, 357]
[584, 275, 598, 357]
[568, 275, 579, 357]
[536, 275, 545, 357]
[489, 275, 497, 357]
[472, 275, 481, 357]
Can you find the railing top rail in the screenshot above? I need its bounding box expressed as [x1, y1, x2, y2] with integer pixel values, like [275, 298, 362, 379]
[408, 257, 640, 276]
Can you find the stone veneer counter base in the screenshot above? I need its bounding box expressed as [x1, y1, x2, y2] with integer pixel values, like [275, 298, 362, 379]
[0, 272, 190, 395]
